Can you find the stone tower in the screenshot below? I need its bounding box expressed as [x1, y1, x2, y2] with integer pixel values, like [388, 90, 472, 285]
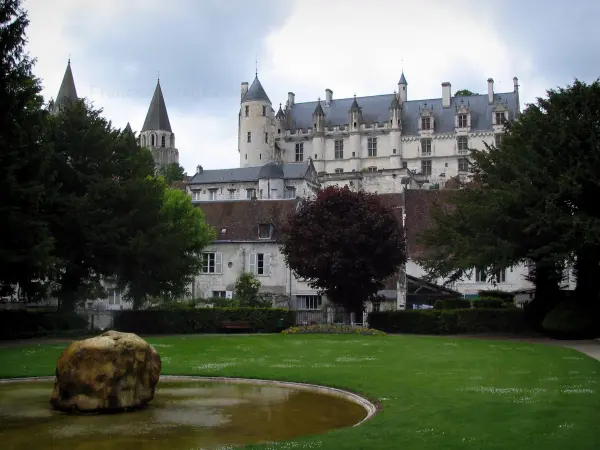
[140, 79, 179, 170]
[398, 71, 408, 104]
[239, 74, 274, 168]
[49, 59, 78, 115]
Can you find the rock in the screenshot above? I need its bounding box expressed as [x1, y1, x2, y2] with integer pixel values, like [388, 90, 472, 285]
[50, 330, 162, 413]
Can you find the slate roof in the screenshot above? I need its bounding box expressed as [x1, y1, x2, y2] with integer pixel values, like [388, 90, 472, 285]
[54, 60, 78, 109]
[399, 72, 408, 84]
[242, 75, 271, 104]
[287, 90, 518, 133]
[142, 80, 172, 132]
[189, 161, 311, 185]
[258, 161, 284, 179]
[196, 200, 296, 242]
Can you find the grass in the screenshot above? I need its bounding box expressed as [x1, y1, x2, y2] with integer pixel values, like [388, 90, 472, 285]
[0, 334, 599, 449]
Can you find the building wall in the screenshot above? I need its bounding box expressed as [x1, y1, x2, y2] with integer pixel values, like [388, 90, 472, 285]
[187, 179, 315, 202]
[239, 100, 275, 167]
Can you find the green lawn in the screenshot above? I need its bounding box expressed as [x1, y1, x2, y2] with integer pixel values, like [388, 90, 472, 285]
[1, 334, 599, 450]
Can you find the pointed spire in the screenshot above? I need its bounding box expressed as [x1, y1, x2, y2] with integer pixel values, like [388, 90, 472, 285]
[313, 98, 325, 116]
[389, 91, 401, 110]
[242, 75, 271, 104]
[349, 94, 361, 112]
[276, 103, 285, 120]
[142, 79, 172, 132]
[399, 71, 408, 85]
[54, 59, 78, 110]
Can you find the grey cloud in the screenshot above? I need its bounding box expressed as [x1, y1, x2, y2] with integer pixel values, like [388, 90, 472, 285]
[62, 0, 291, 111]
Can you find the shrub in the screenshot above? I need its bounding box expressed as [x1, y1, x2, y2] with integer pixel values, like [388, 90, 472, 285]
[542, 303, 599, 339]
[0, 311, 89, 340]
[471, 297, 505, 309]
[477, 290, 514, 302]
[281, 324, 386, 335]
[112, 308, 295, 334]
[368, 308, 529, 335]
[433, 298, 472, 310]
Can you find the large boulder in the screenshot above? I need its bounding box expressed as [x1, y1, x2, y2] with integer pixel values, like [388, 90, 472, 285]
[50, 330, 162, 413]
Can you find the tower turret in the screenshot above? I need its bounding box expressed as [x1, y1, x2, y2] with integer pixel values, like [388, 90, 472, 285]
[312, 99, 326, 171]
[349, 95, 362, 168]
[140, 79, 178, 170]
[50, 59, 78, 115]
[239, 74, 274, 168]
[398, 71, 407, 104]
[389, 92, 403, 168]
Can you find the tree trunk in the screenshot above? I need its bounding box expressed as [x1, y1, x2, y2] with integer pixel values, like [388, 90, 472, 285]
[524, 260, 562, 330]
[574, 249, 600, 306]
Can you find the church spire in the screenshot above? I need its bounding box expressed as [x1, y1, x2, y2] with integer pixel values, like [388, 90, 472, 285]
[142, 79, 172, 132]
[52, 59, 78, 113]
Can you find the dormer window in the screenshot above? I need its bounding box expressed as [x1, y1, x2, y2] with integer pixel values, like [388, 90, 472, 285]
[258, 224, 273, 240]
[495, 111, 506, 125]
[421, 117, 431, 130]
[458, 114, 468, 128]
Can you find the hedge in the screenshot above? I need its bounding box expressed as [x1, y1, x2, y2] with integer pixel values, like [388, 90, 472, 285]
[433, 298, 472, 310]
[112, 308, 295, 335]
[471, 297, 505, 309]
[542, 303, 599, 339]
[0, 310, 89, 340]
[368, 308, 529, 335]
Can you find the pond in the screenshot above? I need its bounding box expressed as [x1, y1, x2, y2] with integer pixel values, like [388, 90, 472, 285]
[0, 377, 371, 449]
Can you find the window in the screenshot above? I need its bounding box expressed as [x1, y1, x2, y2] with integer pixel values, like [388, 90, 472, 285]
[334, 139, 344, 159]
[245, 105, 249, 117]
[334, 168, 343, 174]
[367, 166, 377, 172]
[368, 137, 377, 157]
[421, 117, 431, 130]
[107, 288, 121, 305]
[202, 252, 222, 274]
[458, 114, 468, 128]
[249, 252, 270, 276]
[372, 300, 381, 312]
[393, 148, 397, 154]
[247, 131, 251, 143]
[262, 105, 266, 116]
[421, 138, 432, 156]
[295, 142, 304, 161]
[212, 291, 226, 298]
[208, 188, 217, 201]
[458, 158, 469, 172]
[246, 188, 256, 199]
[141, 135, 146, 146]
[227, 188, 236, 199]
[297, 295, 322, 310]
[402, 161, 408, 169]
[475, 268, 506, 283]
[421, 159, 432, 175]
[495, 269, 507, 283]
[258, 223, 272, 239]
[285, 186, 296, 199]
[475, 267, 486, 282]
[161, 135, 166, 147]
[495, 112, 505, 125]
[192, 191, 201, 201]
[151, 134, 155, 146]
[457, 136, 469, 154]
[265, 132, 268, 143]
[495, 133, 503, 147]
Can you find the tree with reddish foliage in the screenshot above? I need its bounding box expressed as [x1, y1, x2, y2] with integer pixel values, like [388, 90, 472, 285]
[280, 186, 406, 316]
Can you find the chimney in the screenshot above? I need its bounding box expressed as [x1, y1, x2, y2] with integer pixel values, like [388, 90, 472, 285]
[442, 82, 451, 108]
[487, 78, 494, 104]
[196, 165, 203, 174]
[513, 77, 519, 92]
[325, 89, 333, 106]
[288, 92, 295, 107]
[241, 82, 249, 101]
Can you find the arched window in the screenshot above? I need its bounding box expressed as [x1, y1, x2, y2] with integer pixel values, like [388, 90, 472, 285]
[151, 134, 155, 146]
[161, 135, 165, 147]
[141, 135, 146, 146]
[170, 135, 174, 147]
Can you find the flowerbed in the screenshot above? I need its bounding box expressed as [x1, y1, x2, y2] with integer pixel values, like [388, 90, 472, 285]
[281, 324, 386, 335]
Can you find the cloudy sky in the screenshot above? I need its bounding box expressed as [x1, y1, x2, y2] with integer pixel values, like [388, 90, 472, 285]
[24, 0, 599, 175]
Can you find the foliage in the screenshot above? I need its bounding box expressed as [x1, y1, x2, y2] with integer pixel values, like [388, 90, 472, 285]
[477, 290, 514, 302]
[418, 80, 600, 319]
[0, 310, 89, 340]
[0, 0, 56, 296]
[454, 89, 479, 96]
[471, 297, 505, 308]
[281, 324, 386, 335]
[542, 302, 599, 339]
[280, 186, 406, 315]
[433, 298, 472, 310]
[112, 308, 294, 334]
[157, 162, 186, 184]
[368, 308, 529, 334]
[234, 272, 269, 307]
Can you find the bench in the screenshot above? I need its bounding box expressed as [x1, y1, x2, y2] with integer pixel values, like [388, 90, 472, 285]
[220, 321, 255, 332]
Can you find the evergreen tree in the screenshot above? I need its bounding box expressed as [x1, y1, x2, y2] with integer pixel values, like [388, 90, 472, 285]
[157, 162, 186, 184]
[0, 0, 55, 296]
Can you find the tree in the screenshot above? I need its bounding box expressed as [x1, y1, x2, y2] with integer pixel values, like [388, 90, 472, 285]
[158, 162, 186, 184]
[279, 186, 406, 315]
[115, 186, 215, 309]
[234, 272, 264, 307]
[418, 79, 600, 324]
[454, 89, 479, 96]
[0, 0, 56, 296]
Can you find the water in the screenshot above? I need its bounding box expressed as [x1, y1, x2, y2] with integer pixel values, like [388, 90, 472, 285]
[0, 378, 368, 450]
